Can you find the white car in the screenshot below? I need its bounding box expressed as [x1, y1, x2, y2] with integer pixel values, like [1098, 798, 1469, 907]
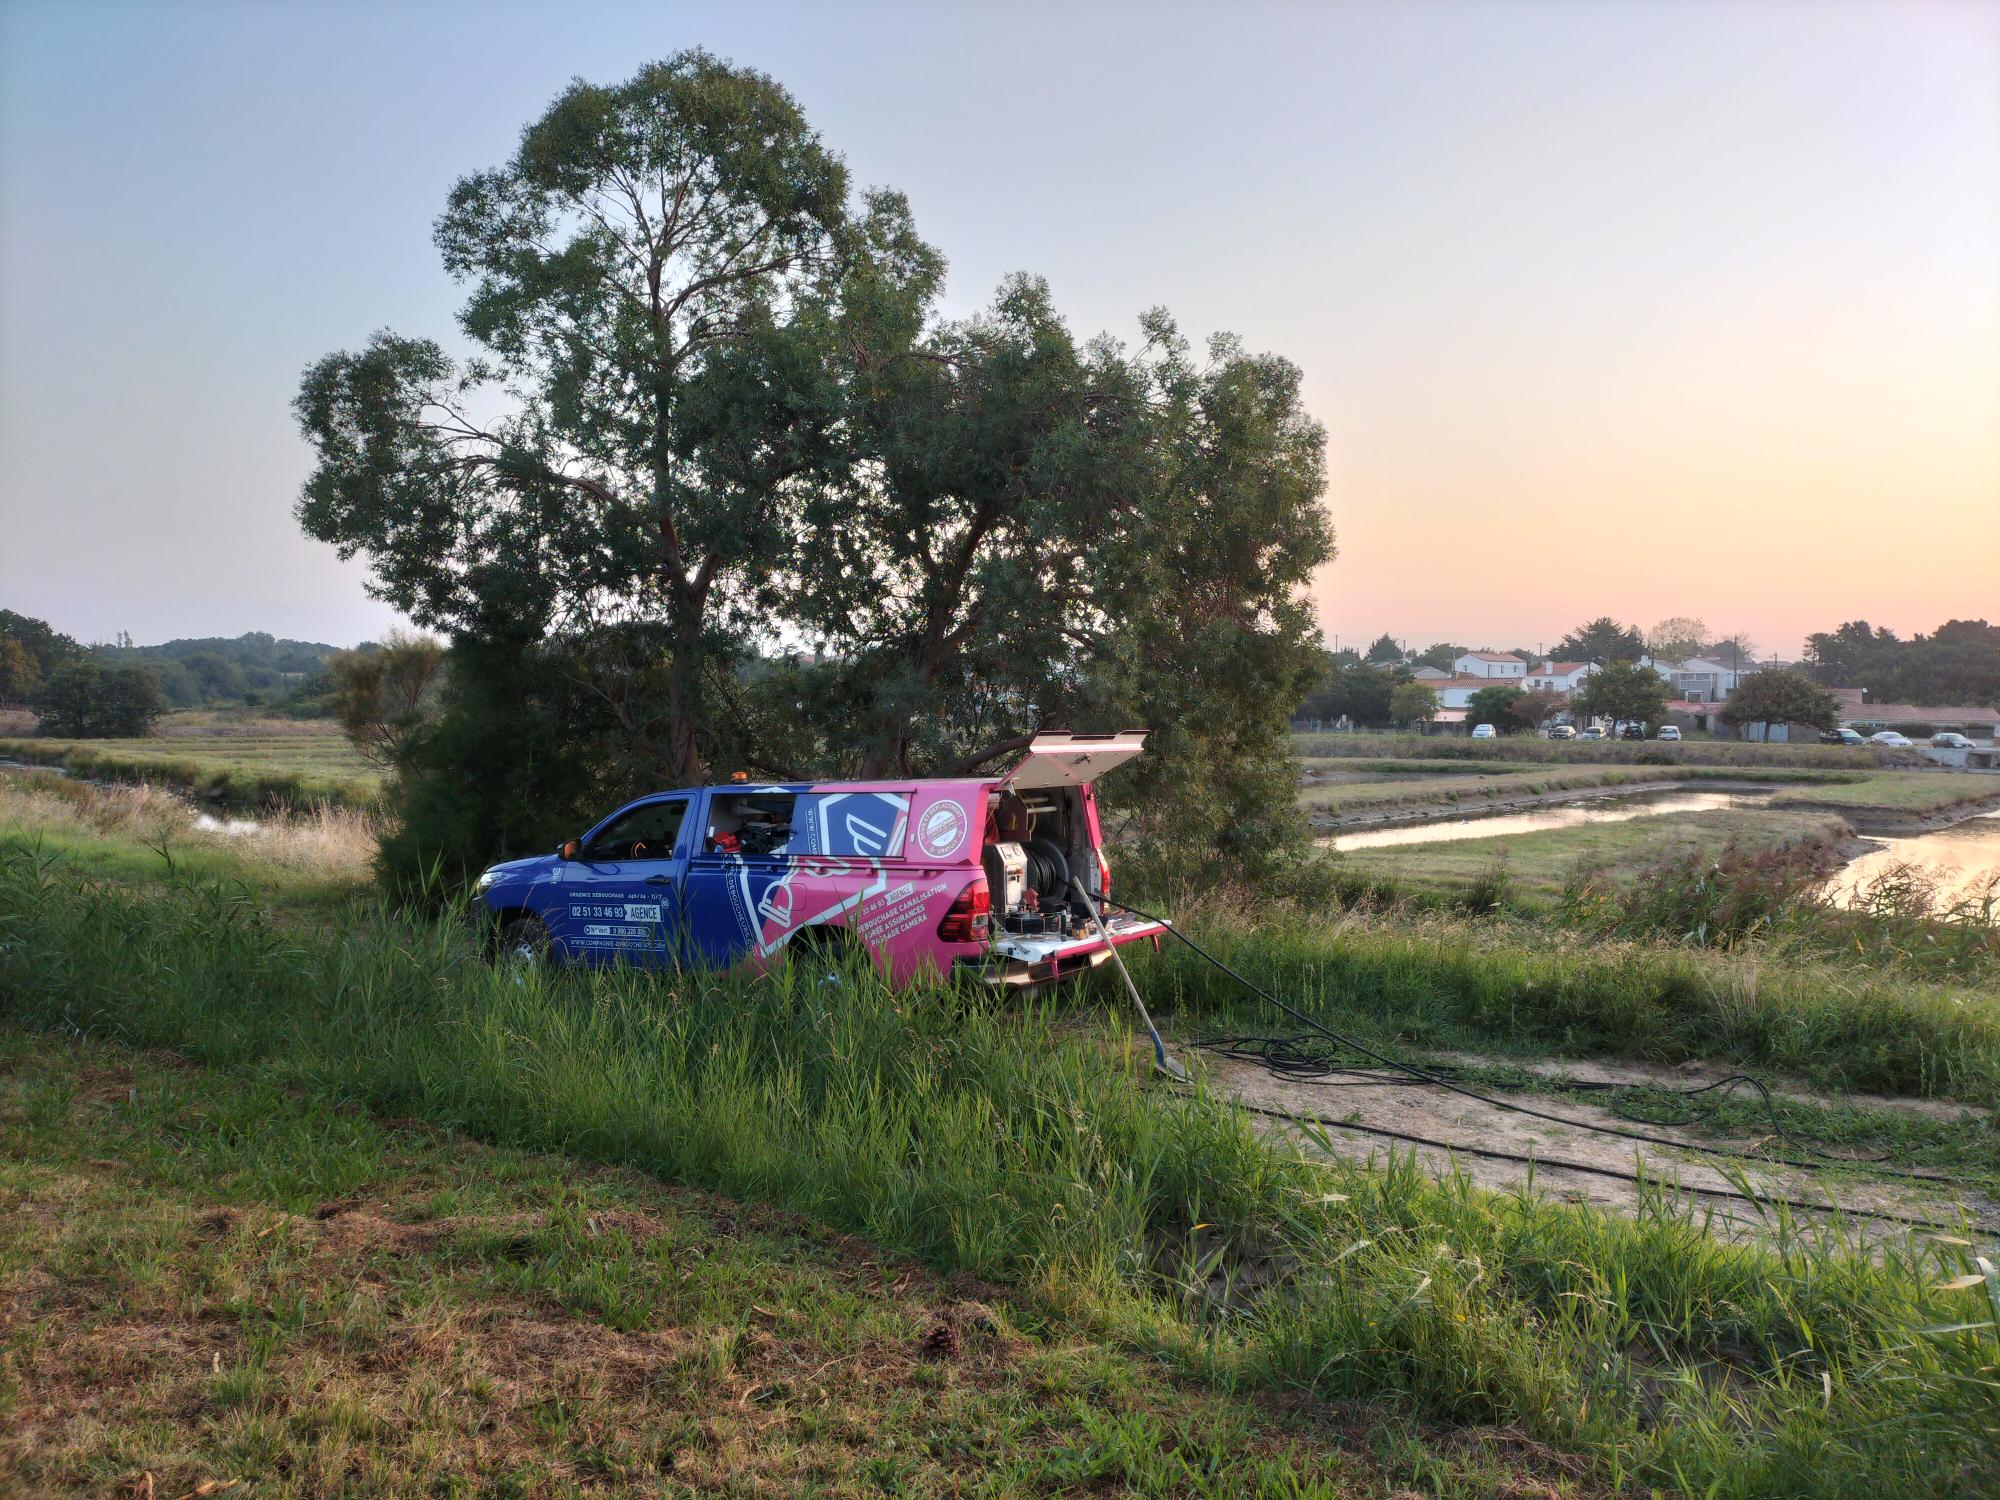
[1655, 725, 1682, 741]
[1931, 732, 1975, 749]
[1470, 723, 1497, 740]
[1869, 731, 1913, 747]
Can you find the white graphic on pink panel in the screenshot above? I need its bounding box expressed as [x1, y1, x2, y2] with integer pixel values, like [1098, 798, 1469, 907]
[757, 874, 796, 930]
[914, 799, 968, 859]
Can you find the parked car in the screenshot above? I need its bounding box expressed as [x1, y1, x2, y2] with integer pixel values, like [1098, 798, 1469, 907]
[1869, 731, 1914, 747]
[1547, 724, 1576, 740]
[1931, 732, 1976, 749]
[1576, 726, 1605, 742]
[1619, 724, 1644, 740]
[1820, 728, 1866, 746]
[1655, 725, 1682, 741]
[473, 732, 1167, 992]
[1470, 723, 1498, 740]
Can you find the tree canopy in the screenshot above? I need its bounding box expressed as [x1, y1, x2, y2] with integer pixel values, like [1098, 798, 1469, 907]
[1572, 659, 1668, 727]
[1363, 633, 1404, 664]
[1805, 620, 2000, 708]
[1465, 684, 1524, 730]
[1388, 681, 1438, 728]
[1721, 670, 1839, 736]
[295, 55, 1335, 891]
[1554, 617, 1645, 665]
[1646, 616, 1708, 662]
[28, 660, 166, 737]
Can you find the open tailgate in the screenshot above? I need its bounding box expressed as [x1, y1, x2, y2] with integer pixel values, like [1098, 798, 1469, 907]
[999, 731, 1147, 789]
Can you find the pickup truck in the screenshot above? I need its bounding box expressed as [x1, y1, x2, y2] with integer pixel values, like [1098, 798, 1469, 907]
[473, 732, 1167, 992]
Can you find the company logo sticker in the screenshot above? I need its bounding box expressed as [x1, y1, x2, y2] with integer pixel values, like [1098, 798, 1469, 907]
[914, 800, 968, 859]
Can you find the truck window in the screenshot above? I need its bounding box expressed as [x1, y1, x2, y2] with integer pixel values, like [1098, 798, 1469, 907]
[703, 793, 798, 856]
[583, 799, 688, 862]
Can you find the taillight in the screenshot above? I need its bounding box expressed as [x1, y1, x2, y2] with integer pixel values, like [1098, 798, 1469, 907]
[1097, 851, 1112, 900]
[937, 876, 991, 943]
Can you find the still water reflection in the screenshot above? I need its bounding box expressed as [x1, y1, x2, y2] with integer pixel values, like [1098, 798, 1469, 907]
[1827, 813, 2000, 910]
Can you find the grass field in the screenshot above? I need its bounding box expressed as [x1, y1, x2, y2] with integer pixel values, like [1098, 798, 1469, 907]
[0, 714, 380, 808]
[5, 779, 2000, 1496]
[1298, 760, 1862, 819]
[8, 1030, 1543, 1499]
[1326, 807, 1851, 900]
[1297, 731, 1899, 771]
[1769, 770, 2000, 818]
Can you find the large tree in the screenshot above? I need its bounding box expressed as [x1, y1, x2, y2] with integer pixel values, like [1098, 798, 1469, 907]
[1511, 686, 1568, 731]
[1646, 616, 1708, 662]
[296, 53, 936, 783]
[1389, 681, 1439, 728]
[1364, 633, 1404, 664]
[294, 57, 1336, 891]
[1572, 659, 1668, 728]
[1721, 670, 1840, 739]
[1465, 684, 1524, 730]
[28, 661, 165, 737]
[1555, 617, 1645, 665]
[1412, 642, 1464, 673]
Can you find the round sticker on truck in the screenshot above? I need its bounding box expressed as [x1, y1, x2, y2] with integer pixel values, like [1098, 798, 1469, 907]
[914, 799, 968, 859]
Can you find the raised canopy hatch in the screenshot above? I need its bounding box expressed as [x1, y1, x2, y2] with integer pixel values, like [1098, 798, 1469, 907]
[998, 731, 1148, 790]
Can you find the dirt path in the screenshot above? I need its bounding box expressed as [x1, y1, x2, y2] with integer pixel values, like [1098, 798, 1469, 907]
[1194, 1051, 1995, 1246]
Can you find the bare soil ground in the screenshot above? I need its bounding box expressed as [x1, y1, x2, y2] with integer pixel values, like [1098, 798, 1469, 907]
[1195, 1051, 1994, 1245]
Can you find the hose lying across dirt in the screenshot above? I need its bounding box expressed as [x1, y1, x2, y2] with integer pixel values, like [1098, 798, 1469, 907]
[1102, 897, 1993, 1237]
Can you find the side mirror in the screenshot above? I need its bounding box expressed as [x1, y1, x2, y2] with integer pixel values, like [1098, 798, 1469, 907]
[560, 839, 581, 861]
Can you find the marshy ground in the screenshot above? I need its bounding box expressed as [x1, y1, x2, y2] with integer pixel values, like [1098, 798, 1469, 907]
[4, 751, 2000, 1496]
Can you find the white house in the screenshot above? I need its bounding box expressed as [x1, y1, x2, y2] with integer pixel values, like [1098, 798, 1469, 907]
[1643, 656, 1765, 704]
[1452, 651, 1526, 680]
[1425, 676, 1508, 710]
[1523, 659, 1594, 694]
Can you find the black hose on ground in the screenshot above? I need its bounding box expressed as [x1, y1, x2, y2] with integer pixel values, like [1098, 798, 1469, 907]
[1101, 896, 1971, 1189]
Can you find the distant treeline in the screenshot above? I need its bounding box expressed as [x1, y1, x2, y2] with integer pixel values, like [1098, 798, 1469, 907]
[1, 609, 352, 715]
[93, 631, 345, 709]
[1298, 616, 2000, 726]
[1804, 620, 2000, 708]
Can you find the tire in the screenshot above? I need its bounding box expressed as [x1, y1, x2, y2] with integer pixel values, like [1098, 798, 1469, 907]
[784, 925, 867, 984]
[497, 914, 551, 968]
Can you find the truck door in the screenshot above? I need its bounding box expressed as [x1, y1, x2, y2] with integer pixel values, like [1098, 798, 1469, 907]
[552, 795, 692, 967]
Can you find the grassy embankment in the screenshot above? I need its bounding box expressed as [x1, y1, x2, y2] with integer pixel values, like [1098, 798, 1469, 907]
[1298, 738, 1998, 908]
[4, 778, 2000, 1497]
[1299, 761, 1862, 820]
[0, 714, 379, 809]
[1326, 808, 1851, 902]
[0, 769, 378, 907]
[6, 1031, 1509, 1499]
[1296, 732, 1899, 771]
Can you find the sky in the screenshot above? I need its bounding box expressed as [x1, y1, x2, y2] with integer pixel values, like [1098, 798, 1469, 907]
[2, 0, 1995, 661]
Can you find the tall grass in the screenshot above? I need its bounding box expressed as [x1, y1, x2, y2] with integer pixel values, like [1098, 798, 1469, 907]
[1129, 890, 2000, 1107]
[1, 770, 380, 878]
[1562, 841, 2000, 982]
[0, 731, 380, 808]
[2, 847, 1996, 1497]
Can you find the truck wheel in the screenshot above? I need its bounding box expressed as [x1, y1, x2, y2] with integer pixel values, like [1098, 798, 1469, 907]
[785, 926, 864, 985]
[497, 915, 551, 968]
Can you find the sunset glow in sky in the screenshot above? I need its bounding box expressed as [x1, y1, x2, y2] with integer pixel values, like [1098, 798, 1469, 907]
[2, 0, 1995, 658]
